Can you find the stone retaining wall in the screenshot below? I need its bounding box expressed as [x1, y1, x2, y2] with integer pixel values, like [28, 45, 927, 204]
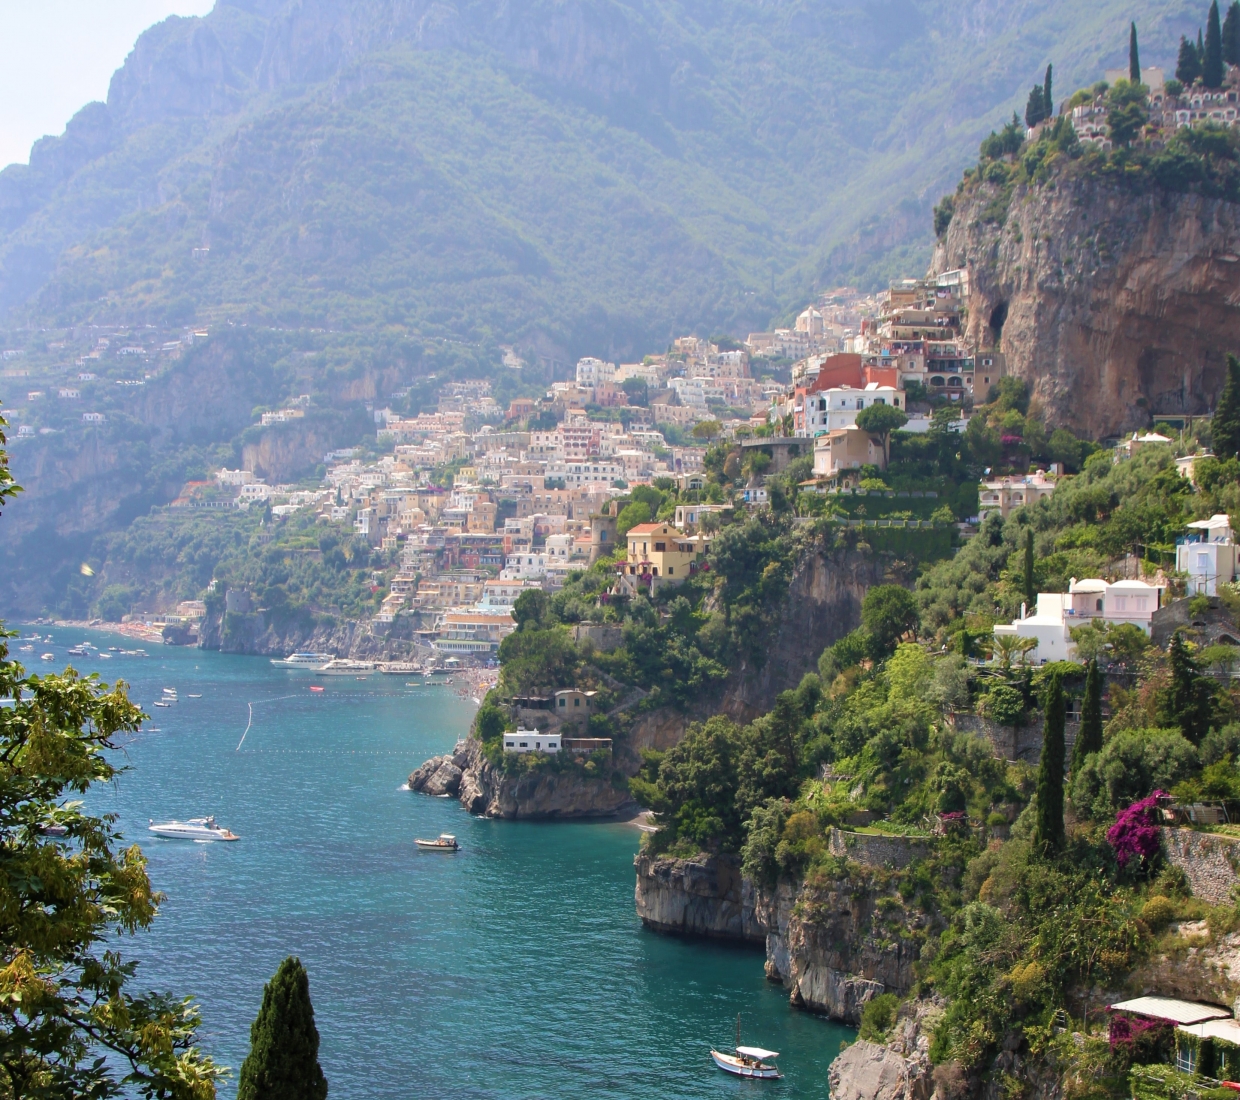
[827, 828, 931, 870]
[1161, 827, 1240, 904]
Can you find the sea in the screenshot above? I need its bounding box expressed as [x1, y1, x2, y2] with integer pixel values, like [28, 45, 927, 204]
[18, 627, 853, 1098]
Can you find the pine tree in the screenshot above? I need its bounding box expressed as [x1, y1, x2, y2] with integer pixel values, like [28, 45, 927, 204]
[1071, 658, 1103, 773]
[1044, 64, 1053, 115]
[1159, 632, 1213, 745]
[1023, 527, 1036, 612]
[1129, 22, 1142, 83]
[1025, 84, 1046, 128]
[1206, 0, 1225, 86]
[237, 957, 329, 1100]
[1224, 0, 1240, 65]
[1033, 672, 1066, 857]
[1214, 353, 1240, 459]
[1178, 35, 1203, 84]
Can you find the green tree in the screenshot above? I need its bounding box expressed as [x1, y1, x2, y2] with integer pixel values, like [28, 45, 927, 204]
[237, 957, 328, 1100]
[1225, 1, 1240, 65]
[1159, 632, 1215, 744]
[0, 418, 222, 1098]
[1129, 22, 1141, 83]
[616, 500, 652, 538]
[512, 588, 550, 632]
[1072, 659, 1104, 773]
[1206, 0, 1225, 87]
[1107, 79, 1148, 147]
[1178, 34, 1203, 84]
[691, 419, 722, 442]
[1212, 353, 1240, 459]
[1044, 63, 1053, 115]
[1025, 84, 1046, 128]
[861, 585, 919, 660]
[855, 402, 908, 466]
[1033, 672, 1066, 856]
[1023, 528, 1036, 611]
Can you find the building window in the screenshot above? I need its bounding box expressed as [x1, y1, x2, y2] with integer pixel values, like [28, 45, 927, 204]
[668, 567, 674, 575]
[574, 698, 580, 706]
[559, 698, 566, 707]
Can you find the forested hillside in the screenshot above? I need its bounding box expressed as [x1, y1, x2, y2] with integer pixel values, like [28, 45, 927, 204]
[0, 0, 1217, 357]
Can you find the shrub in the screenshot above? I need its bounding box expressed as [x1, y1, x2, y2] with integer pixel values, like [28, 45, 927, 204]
[1106, 790, 1167, 870]
[1072, 730, 1197, 819]
[1140, 895, 1175, 931]
[859, 993, 900, 1041]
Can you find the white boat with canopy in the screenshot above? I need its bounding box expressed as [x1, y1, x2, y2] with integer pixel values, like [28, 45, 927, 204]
[711, 1015, 782, 1079]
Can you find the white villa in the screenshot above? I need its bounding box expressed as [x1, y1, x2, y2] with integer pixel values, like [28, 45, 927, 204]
[1176, 514, 1239, 596]
[993, 578, 1165, 664]
[502, 729, 561, 754]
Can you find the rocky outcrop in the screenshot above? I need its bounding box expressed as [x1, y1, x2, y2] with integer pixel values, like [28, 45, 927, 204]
[932, 174, 1240, 437]
[634, 850, 928, 1024]
[829, 1001, 939, 1100]
[634, 852, 764, 942]
[412, 739, 636, 820]
[196, 603, 425, 659]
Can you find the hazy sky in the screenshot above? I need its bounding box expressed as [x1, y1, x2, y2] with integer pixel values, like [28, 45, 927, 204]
[0, 0, 215, 169]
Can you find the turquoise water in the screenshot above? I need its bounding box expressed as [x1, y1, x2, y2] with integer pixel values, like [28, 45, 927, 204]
[27, 629, 852, 1098]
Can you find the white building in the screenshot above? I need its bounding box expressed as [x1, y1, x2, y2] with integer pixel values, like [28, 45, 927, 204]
[978, 472, 1057, 520]
[993, 578, 1166, 663]
[545, 460, 625, 488]
[796, 383, 902, 438]
[216, 468, 256, 486]
[575, 358, 616, 387]
[502, 728, 561, 754]
[1177, 514, 1240, 596]
[501, 553, 548, 580]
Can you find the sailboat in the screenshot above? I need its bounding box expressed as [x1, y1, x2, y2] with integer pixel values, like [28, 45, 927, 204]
[710, 1014, 782, 1080]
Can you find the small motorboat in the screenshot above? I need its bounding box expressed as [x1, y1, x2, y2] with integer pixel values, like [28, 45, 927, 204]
[187, 693, 202, 698]
[415, 833, 460, 851]
[309, 685, 324, 693]
[153, 701, 171, 708]
[98, 653, 111, 659]
[711, 1016, 782, 1080]
[40, 653, 54, 662]
[19, 645, 31, 652]
[148, 816, 239, 842]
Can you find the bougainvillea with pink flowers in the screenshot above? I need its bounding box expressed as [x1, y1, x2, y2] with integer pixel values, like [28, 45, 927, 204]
[1106, 791, 1166, 869]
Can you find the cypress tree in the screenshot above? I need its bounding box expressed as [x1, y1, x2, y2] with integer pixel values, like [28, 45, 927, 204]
[1033, 672, 1066, 857]
[1224, 0, 1240, 65]
[1206, 1, 1225, 86]
[1179, 35, 1203, 84]
[1044, 64, 1053, 115]
[1213, 353, 1240, 459]
[1025, 84, 1046, 128]
[1023, 528, 1036, 612]
[1200, 28, 1208, 69]
[1072, 658, 1103, 773]
[1129, 22, 1141, 83]
[237, 957, 329, 1100]
[1159, 632, 1213, 745]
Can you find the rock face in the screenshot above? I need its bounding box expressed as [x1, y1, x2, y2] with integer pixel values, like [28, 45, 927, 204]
[634, 851, 926, 1024]
[633, 852, 764, 942]
[1160, 826, 1240, 905]
[411, 739, 635, 820]
[829, 1002, 939, 1100]
[932, 175, 1240, 437]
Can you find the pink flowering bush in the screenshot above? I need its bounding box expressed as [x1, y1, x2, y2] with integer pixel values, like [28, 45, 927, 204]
[1106, 790, 1166, 870]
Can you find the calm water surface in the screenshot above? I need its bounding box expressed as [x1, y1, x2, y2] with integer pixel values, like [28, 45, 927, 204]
[26, 629, 852, 1098]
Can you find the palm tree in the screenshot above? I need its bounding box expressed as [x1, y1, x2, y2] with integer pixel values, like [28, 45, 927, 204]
[1015, 637, 1039, 667]
[994, 633, 1023, 670]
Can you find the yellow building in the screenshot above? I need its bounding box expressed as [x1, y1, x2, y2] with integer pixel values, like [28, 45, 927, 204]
[624, 522, 710, 588]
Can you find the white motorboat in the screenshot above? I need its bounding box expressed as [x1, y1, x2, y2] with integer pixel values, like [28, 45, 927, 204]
[40, 653, 54, 662]
[153, 702, 171, 708]
[148, 816, 239, 841]
[414, 833, 459, 851]
[711, 1048, 782, 1079]
[271, 652, 334, 669]
[313, 659, 376, 677]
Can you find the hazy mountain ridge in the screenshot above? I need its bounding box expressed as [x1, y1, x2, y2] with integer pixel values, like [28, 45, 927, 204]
[0, 0, 1217, 356]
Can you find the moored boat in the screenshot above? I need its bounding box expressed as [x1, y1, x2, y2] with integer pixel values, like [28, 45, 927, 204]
[414, 833, 459, 851]
[711, 1015, 782, 1080]
[710, 1048, 782, 1079]
[148, 816, 239, 841]
[271, 652, 334, 669]
[314, 659, 377, 677]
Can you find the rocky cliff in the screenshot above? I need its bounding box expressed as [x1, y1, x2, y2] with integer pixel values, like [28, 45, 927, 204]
[633, 850, 927, 1025]
[410, 738, 635, 820]
[932, 174, 1240, 437]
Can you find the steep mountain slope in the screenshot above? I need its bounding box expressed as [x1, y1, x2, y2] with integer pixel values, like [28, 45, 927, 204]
[0, 0, 1215, 356]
